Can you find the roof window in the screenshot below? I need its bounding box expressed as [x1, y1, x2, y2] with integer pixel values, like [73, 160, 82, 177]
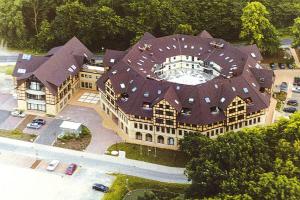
[175, 99, 179, 104]
[188, 98, 194, 104]
[144, 92, 149, 97]
[110, 58, 115, 63]
[220, 97, 226, 103]
[22, 54, 31, 60]
[159, 48, 163, 52]
[232, 87, 236, 91]
[251, 53, 256, 58]
[214, 84, 218, 89]
[132, 87, 137, 92]
[112, 70, 117, 75]
[120, 83, 125, 89]
[243, 87, 249, 93]
[205, 97, 211, 103]
[158, 90, 162, 94]
[17, 68, 26, 74]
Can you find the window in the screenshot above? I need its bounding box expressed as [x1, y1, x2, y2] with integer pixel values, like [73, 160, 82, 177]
[168, 137, 174, 145]
[165, 105, 170, 109]
[156, 110, 163, 115]
[149, 125, 153, 131]
[238, 114, 244, 120]
[166, 127, 170, 133]
[144, 124, 148, 130]
[179, 130, 182, 135]
[258, 117, 261, 123]
[166, 111, 173, 116]
[81, 74, 84, 77]
[139, 124, 143, 129]
[253, 118, 256, 124]
[146, 134, 152, 142]
[29, 82, 41, 91]
[229, 117, 235, 123]
[156, 126, 160, 131]
[172, 129, 175, 134]
[157, 136, 164, 144]
[136, 132, 142, 140]
[166, 120, 173, 125]
[126, 127, 128, 134]
[229, 108, 236, 114]
[238, 106, 244, 111]
[155, 118, 163, 124]
[89, 83, 92, 88]
[161, 127, 165, 133]
[134, 123, 137, 129]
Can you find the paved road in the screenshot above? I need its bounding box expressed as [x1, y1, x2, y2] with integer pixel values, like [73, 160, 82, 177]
[0, 110, 10, 123]
[34, 119, 63, 145]
[0, 137, 188, 183]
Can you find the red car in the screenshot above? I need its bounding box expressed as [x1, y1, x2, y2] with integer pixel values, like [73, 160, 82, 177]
[65, 163, 77, 175]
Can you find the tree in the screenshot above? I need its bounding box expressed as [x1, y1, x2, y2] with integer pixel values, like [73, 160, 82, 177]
[137, 191, 159, 200]
[240, 2, 279, 55]
[247, 173, 300, 200]
[174, 24, 195, 35]
[292, 17, 300, 47]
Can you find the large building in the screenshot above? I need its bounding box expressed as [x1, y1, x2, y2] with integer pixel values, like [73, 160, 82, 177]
[13, 37, 104, 115]
[97, 31, 274, 149]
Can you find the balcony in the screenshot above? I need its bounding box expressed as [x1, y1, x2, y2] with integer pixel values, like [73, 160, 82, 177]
[26, 88, 46, 95]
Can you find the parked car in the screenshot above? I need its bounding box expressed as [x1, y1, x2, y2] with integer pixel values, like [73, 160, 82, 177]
[65, 163, 77, 175]
[280, 82, 288, 92]
[26, 122, 42, 129]
[287, 99, 298, 106]
[283, 107, 297, 113]
[293, 77, 300, 86]
[32, 119, 46, 125]
[92, 183, 109, 193]
[288, 63, 294, 69]
[47, 160, 60, 171]
[292, 87, 300, 93]
[270, 63, 277, 70]
[11, 109, 25, 118]
[279, 63, 286, 69]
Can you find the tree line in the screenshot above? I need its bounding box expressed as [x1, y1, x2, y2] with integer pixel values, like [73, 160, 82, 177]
[179, 113, 300, 199]
[0, 0, 300, 53]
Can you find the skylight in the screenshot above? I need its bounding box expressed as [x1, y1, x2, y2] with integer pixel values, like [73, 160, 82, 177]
[158, 90, 162, 94]
[120, 83, 125, 89]
[232, 87, 236, 91]
[132, 87, 137, 92]
[220, 97, 226, 103]
[251, 53, 256, 58]
[159, 48, 163, 52]
[68, 68, 74, 72]
[173, 45, 176, 49]
[22, 54, 31, 60]
[214, 84, 218, 89]
[205, 97, 211, 103]
[188, 98, 194, 103]
[110, 59, 115, 63]
[252, 83, 256, 87]
[112, 70, 117, 75]
[191, 46, 194, 49]
[243, 87, 249, 93]
[184, 45, 187, 48]
[71, 65, 76, 70]
[17, 68, 26, 74]
[175, 99, 179, 104]
[176, 85, 180, 90]
[166, 46, 170, 50]
[84, 53, 88, 58]
[144, 92, 149, 97]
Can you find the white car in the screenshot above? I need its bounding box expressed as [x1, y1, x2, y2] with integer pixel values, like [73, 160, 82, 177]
[46, 160, 60, 171]
[11, 110, 26, 118]
[292, 87, 300, 93]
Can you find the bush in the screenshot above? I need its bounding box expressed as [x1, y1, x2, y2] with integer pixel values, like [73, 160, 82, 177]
[81, 125, 91, 137]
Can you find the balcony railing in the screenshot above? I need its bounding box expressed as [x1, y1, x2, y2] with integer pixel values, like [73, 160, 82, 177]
[26, 88, 46, 95]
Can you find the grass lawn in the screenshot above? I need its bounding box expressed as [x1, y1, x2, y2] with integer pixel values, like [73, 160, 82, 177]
[103, 174, 188, 200]
[107, 143, 188, 167]
[54, 126, 92, 151]
[0, 129, 36, 142]
[0, 65, 14, 75]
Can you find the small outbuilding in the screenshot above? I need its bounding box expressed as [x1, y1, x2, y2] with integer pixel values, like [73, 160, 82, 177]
[59, 121, 82, 137]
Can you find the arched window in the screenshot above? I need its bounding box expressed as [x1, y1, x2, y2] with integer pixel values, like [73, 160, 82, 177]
[136, 132, 142, 140]
[168, 137, 175, 145]
[146, 134, 153, 142]
[157, 135, 164, 144]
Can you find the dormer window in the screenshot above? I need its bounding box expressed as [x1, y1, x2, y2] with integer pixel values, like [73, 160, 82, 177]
[210, 106, 220, 114]
[144, 92, 149, 97]
[143, 102, 152, 110]
[121, 93, 129, 102]
[259, 78, 265, 83]
[188, 98, 194, 104]
[181, 108, 191, 116]
[245, 97, 253, 105]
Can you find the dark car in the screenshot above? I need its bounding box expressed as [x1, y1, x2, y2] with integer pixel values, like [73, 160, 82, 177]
[32, 119, 46, 125]
[283, 107, 297, 113]
[279, 63, 286, 69]
[294, 77, 300, 86]
[288, 63, 294, 69]
[270, 63, 277, 70]
[65, 163, 77, 175]
[287, 99, 298, 106]
[92, 184, 109, 192]
[280, 82, 288, 92]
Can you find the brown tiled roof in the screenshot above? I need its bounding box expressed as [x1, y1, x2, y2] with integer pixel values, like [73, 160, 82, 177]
[98, 31, 273, 125]
[13, 37, 94, 95]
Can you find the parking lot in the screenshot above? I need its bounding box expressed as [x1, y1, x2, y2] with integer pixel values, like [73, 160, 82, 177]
[0, 152, 115, 200]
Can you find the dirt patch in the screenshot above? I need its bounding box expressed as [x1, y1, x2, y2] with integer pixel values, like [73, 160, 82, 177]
[54, 134, 91, 151]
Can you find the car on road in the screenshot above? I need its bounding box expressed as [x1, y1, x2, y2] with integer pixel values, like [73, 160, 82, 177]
[92, 183, 109, 193]
[287, 99, 298, 106]
[283, 107, 297, 113]
[65, 163, 77, 175]
[32, 119, 46, 125]
[292, 87, 300, 93]
[47, 160, 60, 171]
[279, 63, 286, 69]
[11, 109, 25, 118]
[26, 122, 42, 129]
[280, 82, 288, 92]
[270, 63, 277, 70]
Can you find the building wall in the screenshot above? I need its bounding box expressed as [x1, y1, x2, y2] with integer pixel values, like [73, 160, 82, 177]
[99, 78, 267, 150]
[79, 71, 100, 91]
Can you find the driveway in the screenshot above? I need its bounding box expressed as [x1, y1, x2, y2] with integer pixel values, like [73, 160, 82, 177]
[0, 93, 17, 111]
[33, 118, 63, 145]
[0, 110, 24, 130]
[58, 105, 122, 154]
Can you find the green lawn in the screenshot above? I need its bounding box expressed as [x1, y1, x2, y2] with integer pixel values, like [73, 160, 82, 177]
[0, 129, 36, 142]
[107, 143, 189, 167]
[0, 65, 14, 75]
[103, 174, 188, 200]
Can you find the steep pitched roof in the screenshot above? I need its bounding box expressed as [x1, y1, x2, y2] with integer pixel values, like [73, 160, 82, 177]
[198, 30, 213, 38]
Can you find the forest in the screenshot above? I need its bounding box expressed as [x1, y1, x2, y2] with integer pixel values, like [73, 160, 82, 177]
[180, 113, 300, 199]
[0, 0, 299, 52]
